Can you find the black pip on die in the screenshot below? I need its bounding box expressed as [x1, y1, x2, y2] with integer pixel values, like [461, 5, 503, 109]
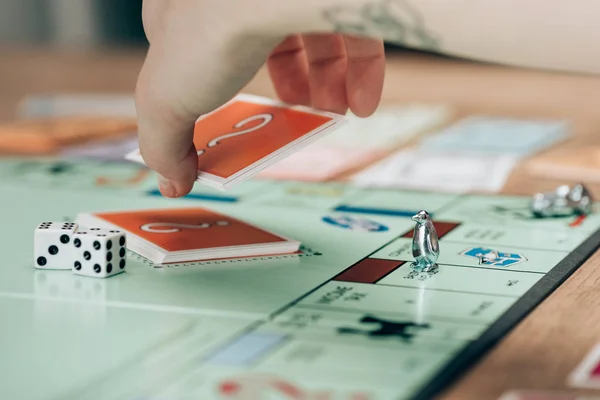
[72, 228, 127, 278]
[34, 222, 78, 269]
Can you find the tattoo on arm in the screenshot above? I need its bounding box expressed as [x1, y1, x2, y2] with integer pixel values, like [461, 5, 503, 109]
[322, 0, 440, 50]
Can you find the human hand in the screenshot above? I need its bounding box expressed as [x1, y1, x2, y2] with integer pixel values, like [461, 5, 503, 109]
[135, 0, 385, 198]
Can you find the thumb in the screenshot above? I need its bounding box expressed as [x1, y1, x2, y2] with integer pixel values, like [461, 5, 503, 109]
[135, 14, 282, 197]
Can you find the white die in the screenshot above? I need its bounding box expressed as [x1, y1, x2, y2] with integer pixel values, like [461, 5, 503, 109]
[72, 228, 127, 278]
[34, 221, 78, 269]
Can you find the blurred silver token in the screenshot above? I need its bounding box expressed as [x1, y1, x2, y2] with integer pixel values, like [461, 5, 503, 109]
[567, 183, 593, 215]
[531, 183, 594, 218]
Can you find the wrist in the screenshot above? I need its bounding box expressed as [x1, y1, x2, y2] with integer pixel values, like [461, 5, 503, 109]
[241, 0, 440, 51]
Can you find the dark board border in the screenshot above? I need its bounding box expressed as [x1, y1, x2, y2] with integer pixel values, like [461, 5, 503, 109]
[409, 225, 600, 400]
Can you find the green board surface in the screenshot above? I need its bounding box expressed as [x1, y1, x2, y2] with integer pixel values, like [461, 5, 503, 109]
[1, 157, 598, 400]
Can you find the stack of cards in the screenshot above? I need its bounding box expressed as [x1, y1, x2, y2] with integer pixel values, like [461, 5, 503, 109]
[352, 147, 520, 193]
[125, 94, 346, 190]
[417, 116, 569, 157]
[258, 103, 450, 181]
[75, 207, 300, 264]
[0, 116, 137, 155]
[18, 93, 137, 118]
[16, 93, 140, 161]
[351, 115, 571, 194]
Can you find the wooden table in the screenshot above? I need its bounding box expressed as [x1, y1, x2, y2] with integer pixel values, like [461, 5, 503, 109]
[3, 45, 600, 400]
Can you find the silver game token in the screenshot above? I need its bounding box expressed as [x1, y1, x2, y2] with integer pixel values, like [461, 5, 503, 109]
[567, 183, 593, 215]
[411, 210, 439, 272]
[531, 183, 594, 218]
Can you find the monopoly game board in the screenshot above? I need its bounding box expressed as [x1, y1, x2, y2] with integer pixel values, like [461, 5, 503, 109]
[2, 158, 600, 400]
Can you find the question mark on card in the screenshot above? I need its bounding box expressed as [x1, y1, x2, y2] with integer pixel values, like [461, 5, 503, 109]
[141, 220, 229, 233]
[197, 113, 274, 156]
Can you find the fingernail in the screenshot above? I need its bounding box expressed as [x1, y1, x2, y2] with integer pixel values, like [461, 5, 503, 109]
[157, 174, 177, 198]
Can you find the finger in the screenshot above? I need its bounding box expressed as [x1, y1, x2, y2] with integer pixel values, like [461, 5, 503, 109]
[135, 44, 198, 198]
[135, 43, 200, 198]
[136, 4, 278, 198]
[301, 33, 349, 115]
[343, 35, 386, 117]
[266, 35, 310, 106]
[140, 1, 168, 43]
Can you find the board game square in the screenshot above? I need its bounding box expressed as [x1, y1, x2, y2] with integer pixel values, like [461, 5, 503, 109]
[300, 281, 515, 324]
[376, 261, 542, 297]
[371, 238, 568, 274]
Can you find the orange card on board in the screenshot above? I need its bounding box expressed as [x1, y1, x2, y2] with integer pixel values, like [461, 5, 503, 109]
[125, 94, 346, 190]
[76, 207, 300, 264]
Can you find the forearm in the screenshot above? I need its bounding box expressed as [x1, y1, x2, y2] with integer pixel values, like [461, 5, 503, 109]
[257, 0, 600, 75]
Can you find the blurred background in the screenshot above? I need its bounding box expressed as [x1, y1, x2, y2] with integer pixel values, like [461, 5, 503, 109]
[1, 0, 599, 195]
[0, 0, 416, 48]
[0, 0, 145, 46]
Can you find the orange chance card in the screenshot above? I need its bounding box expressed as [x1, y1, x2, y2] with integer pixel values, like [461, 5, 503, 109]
[92, 208, 288, 252]
[124, 94, 346, 190]
[193, 99, 335, 178]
